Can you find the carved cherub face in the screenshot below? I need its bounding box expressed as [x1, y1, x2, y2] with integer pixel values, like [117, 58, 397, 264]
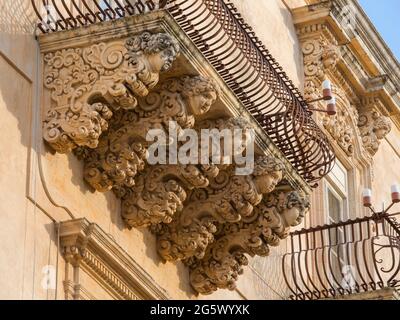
[181, 76, 220, 116]
[281, 192, 310, 227]
[126, 32, 180, 73]
[252, 156, 285, 195]
[187, 90, 218, 115]
[282, 206, 302, 227]
[254, 170, 283, 194]
[322, 44, 340, 70]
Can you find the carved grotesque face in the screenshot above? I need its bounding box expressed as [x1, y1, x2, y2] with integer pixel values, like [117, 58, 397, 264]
[254, 170, 283, 194]
[187, 90, 218, 116]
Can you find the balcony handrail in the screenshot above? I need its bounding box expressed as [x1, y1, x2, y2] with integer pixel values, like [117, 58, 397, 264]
[31, 0, 336, 185]
[283, 213, 400, 300]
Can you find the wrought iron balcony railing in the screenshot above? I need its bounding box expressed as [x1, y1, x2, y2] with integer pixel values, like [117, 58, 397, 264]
[283, 213, 400, 300]
[31, 0, 336, 185]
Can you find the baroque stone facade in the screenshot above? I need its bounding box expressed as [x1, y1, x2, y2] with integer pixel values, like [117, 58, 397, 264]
[40, 26, 308, 294]
[2, 0, 400, 301]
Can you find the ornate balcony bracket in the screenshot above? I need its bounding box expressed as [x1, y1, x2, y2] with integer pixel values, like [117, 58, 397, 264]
[294, 2, 395, 160]
[121, 117, 249, 228]
[188, 191, 310, 295]
[75, 75, 220, 194]
[154, 155, 285, 262]
[358, 99, 392, 156]
[43, 31, 180, 153]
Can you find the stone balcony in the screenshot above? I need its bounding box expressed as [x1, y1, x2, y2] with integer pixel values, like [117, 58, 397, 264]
[32, 0, 338, 295]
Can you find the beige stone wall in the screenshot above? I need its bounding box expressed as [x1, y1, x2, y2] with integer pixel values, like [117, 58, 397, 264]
[372, 126, 400, 207]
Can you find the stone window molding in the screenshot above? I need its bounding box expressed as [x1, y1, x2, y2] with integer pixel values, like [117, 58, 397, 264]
[58, 218, 170, 300]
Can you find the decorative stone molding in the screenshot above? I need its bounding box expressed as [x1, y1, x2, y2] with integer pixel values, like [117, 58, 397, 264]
[294, 2, 400, 160]
[43, 31, 180, 153]
[322, 102, 358, 156]
[59, 218, 170, 300]
[188, 191, 310, 295]
[301, 34, 340, 100]
[121, 117, 251, 228]
[358, 100, 392, 156]
[154, 156, 285, 262]
[75, 75, 220, 194]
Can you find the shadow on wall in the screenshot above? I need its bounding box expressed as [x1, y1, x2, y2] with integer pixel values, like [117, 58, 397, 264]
[0, 0, 37, 35]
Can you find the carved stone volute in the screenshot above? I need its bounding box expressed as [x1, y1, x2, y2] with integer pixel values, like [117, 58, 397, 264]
[43, 32, 180, 153]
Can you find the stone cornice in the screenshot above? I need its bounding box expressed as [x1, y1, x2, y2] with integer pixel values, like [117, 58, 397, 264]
[58, 218, 170, 300]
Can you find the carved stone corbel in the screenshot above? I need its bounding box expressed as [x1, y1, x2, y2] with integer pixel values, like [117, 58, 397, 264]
[121, 117, 251, 228]
[188, 191, 310, 295]
[155, 156, 285, 262]
[43, 31, 180, 153]
[76, 75, 221, 194]
[358, 99, 392, 156]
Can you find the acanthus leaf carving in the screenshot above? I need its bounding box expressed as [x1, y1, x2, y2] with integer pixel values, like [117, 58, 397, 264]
[43, 31, 180, 153]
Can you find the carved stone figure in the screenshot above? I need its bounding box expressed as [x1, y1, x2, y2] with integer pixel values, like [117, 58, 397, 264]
[188, 191, 310, 295]
[76, 76, 220, 194]
[120, 117, 252, 228]
[43, 32, 180, 153]
[155, 156, 285, 262]
[358, 109, 392, 156]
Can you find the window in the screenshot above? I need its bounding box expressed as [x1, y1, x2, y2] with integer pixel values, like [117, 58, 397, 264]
[325, 160, 348, 223]
[324, 160, 349, 287]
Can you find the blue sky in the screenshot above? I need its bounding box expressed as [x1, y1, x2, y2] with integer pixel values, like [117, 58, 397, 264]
[359, 0, 400, 60]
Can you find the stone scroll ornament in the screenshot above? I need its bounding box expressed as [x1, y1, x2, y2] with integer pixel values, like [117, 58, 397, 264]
[154, 156, 285, 262]
[120, 117, 252, 228]
[75, 75, 221, 195]
[301, 38, 340, 100]
[189, 191, 310, 295]
[42, 31, 180, 153]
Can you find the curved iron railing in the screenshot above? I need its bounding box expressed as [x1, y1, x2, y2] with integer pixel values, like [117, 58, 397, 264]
[283, 214, 400, 300]
[31, 0, 336, 185]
